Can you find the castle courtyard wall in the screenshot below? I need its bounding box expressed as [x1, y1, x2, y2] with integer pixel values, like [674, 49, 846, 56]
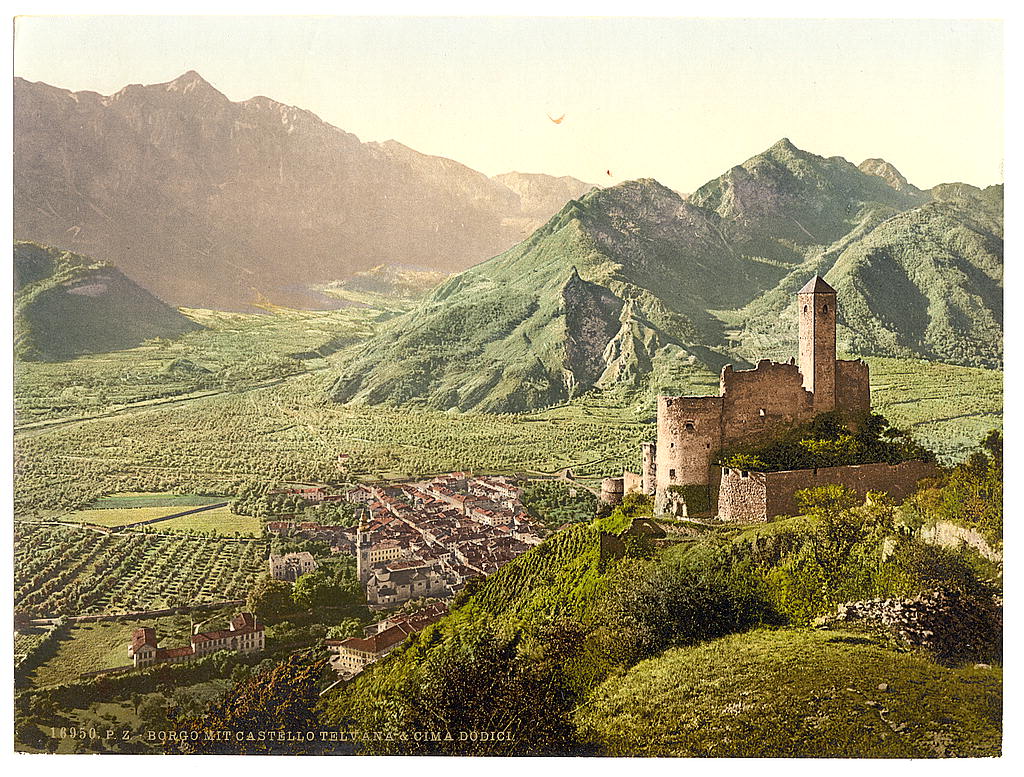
[718, 460, 939, 523]
[836, 359, 871, 414]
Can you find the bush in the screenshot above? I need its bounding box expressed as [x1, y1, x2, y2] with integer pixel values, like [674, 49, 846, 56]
[341, 620, 582, 755]
[718, 410, 934, 472]
[596, 558, 776, 666]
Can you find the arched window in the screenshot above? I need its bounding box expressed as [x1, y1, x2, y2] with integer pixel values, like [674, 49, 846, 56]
[822, 304, 829, 314]
[803, 305, 808, 313]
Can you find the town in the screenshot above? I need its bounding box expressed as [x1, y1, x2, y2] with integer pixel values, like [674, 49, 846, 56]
[125, 473, 548, 680]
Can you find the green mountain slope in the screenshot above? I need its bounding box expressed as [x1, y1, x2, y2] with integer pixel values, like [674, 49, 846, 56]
[728, 183, 1003, 368]
[691, 138, 928, 259]
[330, 180, 779, 412]
[14, 241, 202, 361]
[329, 139, 1002, 413]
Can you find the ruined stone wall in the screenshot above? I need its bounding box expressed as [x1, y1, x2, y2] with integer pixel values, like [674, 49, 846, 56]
[835, 359, 871, 414]
[717, 460, 939, 523]
[719, 360, 815, 448]
[717, 467, 769, 522]
[623, 471, 644, 495]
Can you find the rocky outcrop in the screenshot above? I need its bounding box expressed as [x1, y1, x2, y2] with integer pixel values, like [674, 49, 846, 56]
[562, 268, 624, 393]
[816, 590, 1002, 666]
[919, 521, 1002, 563]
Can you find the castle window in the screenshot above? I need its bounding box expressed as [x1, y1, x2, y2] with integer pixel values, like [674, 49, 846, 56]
[706, 443, 711, 449]
[803, 305, 808, 313]
[684, 422, 695, 432]
[669, 469, 676, 480]
[670, 442, 675, 449]
[822, 304, 829, 314]
[741, 471, 749, 478]
[758, 408, 766, 418]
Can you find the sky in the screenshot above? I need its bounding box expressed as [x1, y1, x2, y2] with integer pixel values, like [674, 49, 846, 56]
[13, 16, 1004, 193]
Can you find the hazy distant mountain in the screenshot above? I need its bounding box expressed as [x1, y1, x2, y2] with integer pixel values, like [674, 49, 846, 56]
[330, 140, 1002, 413]
[14, 241, 201, 361]
[329, 264, 451, 298]
[14, 72, 592, 311]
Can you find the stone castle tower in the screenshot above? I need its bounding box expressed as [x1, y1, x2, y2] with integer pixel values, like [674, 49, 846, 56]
[798, 275, 837, 414]
[642, 275, 871, 514]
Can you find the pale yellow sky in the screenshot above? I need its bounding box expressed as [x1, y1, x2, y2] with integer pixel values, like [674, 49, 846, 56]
[14, 16, 1003, 192]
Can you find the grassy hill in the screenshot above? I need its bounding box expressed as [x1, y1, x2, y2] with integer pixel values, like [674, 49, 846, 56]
[576, 627, 1002, 757]
[328, 140, 1002, 413]
[14, 241, 201, 361]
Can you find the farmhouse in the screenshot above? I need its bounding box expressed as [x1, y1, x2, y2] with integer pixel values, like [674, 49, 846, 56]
[618, 276, 936, 522]
[128, 612, 265, 668]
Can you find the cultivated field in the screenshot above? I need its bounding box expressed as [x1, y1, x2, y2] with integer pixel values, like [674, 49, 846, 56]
[13, 294, 410, 426]
[87, 493, 225, 509]
[153, 507, 261, 537]
[66, 505, 201, 528]
[14, 523, 268, 618]
[866, 356, 1003, 462]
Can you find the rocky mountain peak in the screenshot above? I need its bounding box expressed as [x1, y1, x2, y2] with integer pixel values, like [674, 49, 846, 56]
[770, 137, 799, 153]
[164, 70, 219, 96]
[859, 158, 921, 194]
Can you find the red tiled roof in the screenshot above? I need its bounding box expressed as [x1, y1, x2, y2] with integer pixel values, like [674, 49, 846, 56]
[130, 627, 158, 653]
[155, 646, 194, 659]
[337, 622, 415, 655]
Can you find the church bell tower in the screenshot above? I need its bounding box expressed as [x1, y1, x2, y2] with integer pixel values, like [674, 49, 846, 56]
[797, 275, 837, 413]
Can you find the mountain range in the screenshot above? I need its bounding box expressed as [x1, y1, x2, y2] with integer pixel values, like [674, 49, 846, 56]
[331, 140, 1002, 413]
[14, 72, 592, 311]
[13, 72, 1002, 410]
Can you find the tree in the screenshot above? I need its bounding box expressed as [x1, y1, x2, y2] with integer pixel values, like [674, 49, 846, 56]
[247, 574, 294, 620]
[937, 430, 1002, 543]
[347, 622, 581, 755]
[326, 619, 362, 640]
[796, 484, 864, 576]
[168, 653, 329, 754]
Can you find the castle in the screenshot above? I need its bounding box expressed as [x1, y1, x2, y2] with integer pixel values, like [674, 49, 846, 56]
[607, 276, 936, 521]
